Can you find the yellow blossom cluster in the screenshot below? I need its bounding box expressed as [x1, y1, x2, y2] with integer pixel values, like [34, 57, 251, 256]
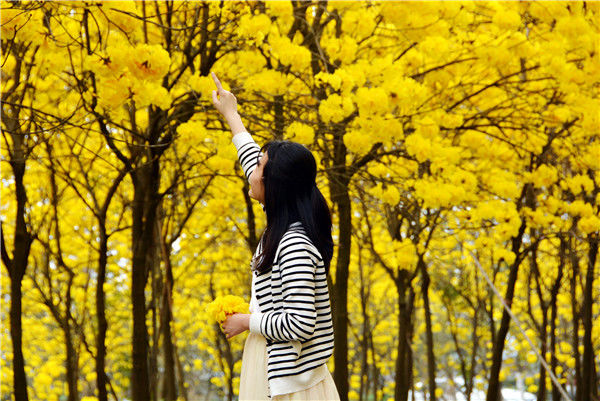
[318, 93, 356, 124]
[286, 122, 315, 144]
[238, 13, 272, 45]
[85, 41, 172, 111]
[205, 295, 250, 327]
[269, 35, 311, 72]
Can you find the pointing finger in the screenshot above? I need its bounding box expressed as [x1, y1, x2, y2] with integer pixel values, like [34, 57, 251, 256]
[212, 90, 218, 104]
[211, 71, 223, 92]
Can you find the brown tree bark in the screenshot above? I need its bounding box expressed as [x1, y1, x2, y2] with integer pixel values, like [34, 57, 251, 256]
[392, 269, 414, 401]
[64, 295, 79, 401]
[581, 233, 599, 401]
[6, 253, 31, 401]
[569, 234, 583, 401]
[486, 183, 531, 401]
[549, 235, 566, 401]
[358, 248, 371, 401]
[527, 237, 548, 401]
[130, 160, 160, 401]
[96, 222, 109, 401]
[485, 223, 528, 401]
[330, 187, 352, 401]
[150, 226, 160, 401]
[419, 256, 437, 401]
[159, 210, 177, 401]
[209, 276, 235, 401]
[1, 44, 34, 401]
[1, 180, 33, 401]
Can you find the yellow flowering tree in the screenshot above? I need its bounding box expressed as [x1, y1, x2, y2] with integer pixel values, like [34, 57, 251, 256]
[2, 2, 599, 401]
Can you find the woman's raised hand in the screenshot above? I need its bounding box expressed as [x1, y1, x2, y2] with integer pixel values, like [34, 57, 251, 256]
[211, 72, 238, 119]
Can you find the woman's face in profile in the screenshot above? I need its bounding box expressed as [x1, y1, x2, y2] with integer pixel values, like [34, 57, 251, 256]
[249, 151, 268, 205]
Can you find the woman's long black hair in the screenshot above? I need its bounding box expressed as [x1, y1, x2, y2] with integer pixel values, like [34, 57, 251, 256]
[252, 140, 334, 276]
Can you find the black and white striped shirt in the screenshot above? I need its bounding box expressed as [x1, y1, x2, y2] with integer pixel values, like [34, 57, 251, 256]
[232, 132, 335, 396]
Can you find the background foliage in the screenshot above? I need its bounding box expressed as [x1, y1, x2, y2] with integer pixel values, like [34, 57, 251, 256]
[1, 1, 599, 401]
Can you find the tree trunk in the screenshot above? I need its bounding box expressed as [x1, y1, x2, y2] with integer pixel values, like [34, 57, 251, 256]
[419, 256, 437, 401]
[161, 217, 177, 401]
[569, 234, 582, 401]
[486, 215, 527, 401]
[536, 312, 548, 401]
[3, 129, 34, 401]
[208, 278, 234, 401]
[64, 312, 79, 401]
[174, 341, 189, 401]
[150, 227, 160, 401]
[581, 235, 599, 401]
[131, 158, 160, 401]
[96, 223, 109, 401]
[394, 269, 411, 401]
[550, 235, 565, 401]
[407, 285, 416, 401]
[326, 118, 352, 401]
[467, 307, 480, 401]
[156, 211, 187, 400]
[10, 269, 29, 401]
[368, 325, 380, 401]
[358, 250, 370, 401]
[331, 188, 351, 401]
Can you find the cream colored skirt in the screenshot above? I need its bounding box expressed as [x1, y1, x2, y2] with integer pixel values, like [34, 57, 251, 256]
[239, 331, 340, 401]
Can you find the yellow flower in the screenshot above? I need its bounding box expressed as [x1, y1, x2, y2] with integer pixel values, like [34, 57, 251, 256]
[532, 165, 558, 188]
[545, 106, 571, 127]
[188, 74, 216, 97]
[419, 35, 452, 59]
[578, 215, 600, 235]
[238, 13, 271, 45]
[405, 134, 432, 163]
[128, 43, 171, 81]
[555, 15, 589, 41]
[460, 130, 488, 150]
[355, 87, 389, 116]
[565, 174, 594, 196]
[318, 94, 355, 123]
[245, 70, 288, 96]
[269, 35, 311, 72]
[205, 295, 250, 325]
[492, 9, 521, 31]
[382, 186, 400, 206]
[105, 1, 139, 35]
[343, 129, 370, 154]
[286, 122, 315, 144]
[415, 117, 439, 139]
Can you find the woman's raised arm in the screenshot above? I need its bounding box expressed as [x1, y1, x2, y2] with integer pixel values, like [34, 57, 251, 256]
[211, 71, 261, 182]
[211, 71, 247, 137]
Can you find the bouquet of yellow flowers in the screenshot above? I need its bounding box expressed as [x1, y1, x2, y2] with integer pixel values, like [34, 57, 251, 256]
[205, 295, 250, 330]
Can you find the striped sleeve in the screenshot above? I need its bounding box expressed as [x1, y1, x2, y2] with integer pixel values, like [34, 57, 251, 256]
[249, 241, 318, 342]
[232, 131, 261, 182]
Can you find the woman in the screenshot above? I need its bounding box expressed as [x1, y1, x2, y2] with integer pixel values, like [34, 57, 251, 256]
[211, 72, 340, 401]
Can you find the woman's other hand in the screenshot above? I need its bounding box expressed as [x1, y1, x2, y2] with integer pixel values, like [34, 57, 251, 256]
[221, 313, 250, 339]
[211, 72, 238, 119]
